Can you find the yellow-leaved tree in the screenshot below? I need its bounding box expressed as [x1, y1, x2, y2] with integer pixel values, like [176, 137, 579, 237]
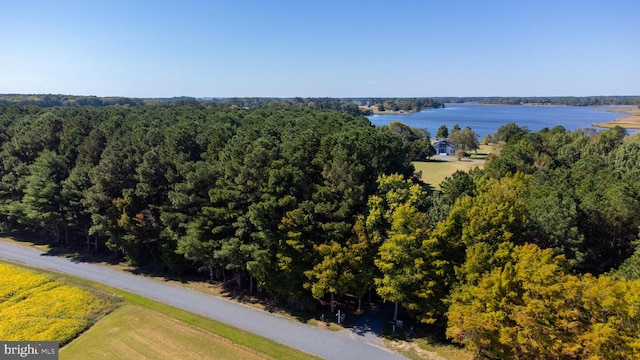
[447, 243, 640, 359]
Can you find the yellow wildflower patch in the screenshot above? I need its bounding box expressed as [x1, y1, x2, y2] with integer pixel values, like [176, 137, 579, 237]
[0, 263, 114, 344]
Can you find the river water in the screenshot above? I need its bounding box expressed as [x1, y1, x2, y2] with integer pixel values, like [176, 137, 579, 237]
[367, 103, 633, 137]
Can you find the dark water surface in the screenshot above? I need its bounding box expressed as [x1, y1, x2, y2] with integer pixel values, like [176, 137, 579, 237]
[367, 103, 633, 137]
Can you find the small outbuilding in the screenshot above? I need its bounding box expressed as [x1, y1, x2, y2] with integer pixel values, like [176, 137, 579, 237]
[432, 139, 457, 156]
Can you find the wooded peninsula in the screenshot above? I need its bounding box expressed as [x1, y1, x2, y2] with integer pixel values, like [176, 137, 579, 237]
[1, 97, 640, 358]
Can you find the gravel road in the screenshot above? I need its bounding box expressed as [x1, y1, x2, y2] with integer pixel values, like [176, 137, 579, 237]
[0, 241, 406, 360]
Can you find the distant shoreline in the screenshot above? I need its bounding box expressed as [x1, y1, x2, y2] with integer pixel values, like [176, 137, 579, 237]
[359, 106, 416, 115]
[593, 107, 640, 129]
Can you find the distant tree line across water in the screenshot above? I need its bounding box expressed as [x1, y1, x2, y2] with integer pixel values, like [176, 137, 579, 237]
[0, 94, 442, 115]
[436, 95, 640, 106]
[0, 94, 146, 107]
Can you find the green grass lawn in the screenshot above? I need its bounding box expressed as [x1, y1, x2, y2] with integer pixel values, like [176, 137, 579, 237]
[414, 158, 484, 190]
[61, 305, 273, 360]
[110, 290, 319, 360]
[415, 144, 492, 189]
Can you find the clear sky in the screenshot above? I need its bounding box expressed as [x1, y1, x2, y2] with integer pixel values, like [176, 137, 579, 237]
[1, 0, 638, 98]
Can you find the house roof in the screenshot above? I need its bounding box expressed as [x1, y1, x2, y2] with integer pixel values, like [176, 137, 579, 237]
[433, 139, 456, 147]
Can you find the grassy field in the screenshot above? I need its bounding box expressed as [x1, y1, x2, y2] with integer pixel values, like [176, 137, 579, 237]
[414, 159, 484, 190]
[593, 107, 640, 129]
[0, 259, 318, 360]
[61, 305, 272, 360]
[107, 289, 319, 360]
[415, 144, 492, 189]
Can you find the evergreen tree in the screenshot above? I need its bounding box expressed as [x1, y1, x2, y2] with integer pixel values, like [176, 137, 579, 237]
[20, 150, 67, 241]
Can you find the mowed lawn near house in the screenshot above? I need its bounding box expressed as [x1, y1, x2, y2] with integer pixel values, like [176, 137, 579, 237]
[415, 144, 492, 189]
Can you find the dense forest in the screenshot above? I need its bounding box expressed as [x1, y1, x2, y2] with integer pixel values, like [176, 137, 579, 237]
[1, 103, 640, 358]
[0, 94, 444, 115]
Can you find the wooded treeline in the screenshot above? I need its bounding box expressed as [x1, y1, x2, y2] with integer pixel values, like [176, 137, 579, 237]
[0, 104, 415, 301]
[0, 94, 146, 107]
[439, 95, 640, 106]
[2, 103, 640, 358]
[0, 94, 443, 115]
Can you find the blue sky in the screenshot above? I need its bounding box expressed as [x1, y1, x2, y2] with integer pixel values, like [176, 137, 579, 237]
[1, 0, 638, 98]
